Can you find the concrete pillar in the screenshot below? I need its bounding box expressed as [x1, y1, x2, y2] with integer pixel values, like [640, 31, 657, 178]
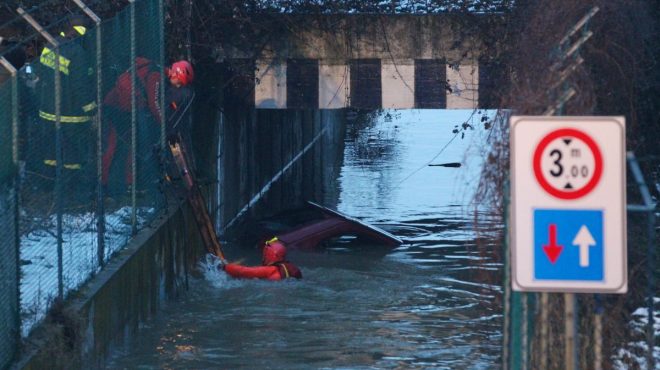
[381, 60, 415, 109]
[446, 63, 479, 109]
[319, 63, 350, 108]
[255, 59, 286, 109]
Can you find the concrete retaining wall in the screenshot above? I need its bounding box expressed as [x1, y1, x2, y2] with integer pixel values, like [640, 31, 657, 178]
[14, 201, 206, 370]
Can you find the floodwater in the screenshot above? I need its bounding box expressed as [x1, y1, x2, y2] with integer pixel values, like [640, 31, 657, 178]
[108, 109, 503, 369]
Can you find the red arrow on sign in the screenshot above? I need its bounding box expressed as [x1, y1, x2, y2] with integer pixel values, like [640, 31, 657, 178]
[543, 224, 563, 264]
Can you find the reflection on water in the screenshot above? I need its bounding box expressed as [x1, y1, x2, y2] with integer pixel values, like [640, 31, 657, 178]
[109, 110, 503, 369]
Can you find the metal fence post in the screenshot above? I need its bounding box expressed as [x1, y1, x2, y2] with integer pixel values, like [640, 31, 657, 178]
[95, 14, 105, 266]
[11, 60, 19, 363]
[645, 205, 655, 370]
[129, 0, 137, 235]
[184, 0, 193, 181]
[626, 152, 656, 370]
[73, 0, 104, 268]
[159, 0, 166, 151]
[0, 55, 20, 368]
[0, 58, 19, 166]
[54, 36, 64, 300]
[17, 7, 65, 299]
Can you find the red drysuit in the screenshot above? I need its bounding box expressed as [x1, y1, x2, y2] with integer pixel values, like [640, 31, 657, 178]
[101, 57, 163, 188]
[223, 239, 302, 281]
[101, 57, 191, 190]
[224, 261, 302, 281]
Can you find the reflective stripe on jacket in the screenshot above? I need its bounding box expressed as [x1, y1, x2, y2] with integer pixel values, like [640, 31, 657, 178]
[275, 262, 302, 279]
[38, 38, 96, 123]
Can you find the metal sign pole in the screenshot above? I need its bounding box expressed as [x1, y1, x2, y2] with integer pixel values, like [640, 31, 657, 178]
[539, 292, 548, 370]
[594, 294, 603, 370]
[553, 9, 598, 369]
[564, 293, 577, 370]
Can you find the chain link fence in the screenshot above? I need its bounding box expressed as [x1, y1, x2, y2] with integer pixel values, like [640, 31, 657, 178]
[0, 0, 166, 367]
[0, 64, 20, 370]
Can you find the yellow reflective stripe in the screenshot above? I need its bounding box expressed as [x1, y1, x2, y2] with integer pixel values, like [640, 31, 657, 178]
[43, 160, 81, 170]
[74, 26, 87, 35]
[40, 47, 71, 75]
[39, 110, 92, 123]
[266, 236, 279, 245]
[60, 26, 86, 37]
[82, 101, 97, 112]
[59, 26, 87, 37]
[281, 264, 290, 278]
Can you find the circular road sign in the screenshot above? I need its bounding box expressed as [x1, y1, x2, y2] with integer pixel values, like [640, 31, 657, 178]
[533, 128, 603, 200]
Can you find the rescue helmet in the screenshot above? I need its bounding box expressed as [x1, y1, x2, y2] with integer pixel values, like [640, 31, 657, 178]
[262, 237, 287, 265]
[168, 60, 194, 86]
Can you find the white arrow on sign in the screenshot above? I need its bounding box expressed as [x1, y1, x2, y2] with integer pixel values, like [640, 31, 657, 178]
[573, 225, 596, 267]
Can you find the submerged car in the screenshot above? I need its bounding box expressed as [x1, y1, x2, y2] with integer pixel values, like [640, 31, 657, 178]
[256, 201, 402, 251]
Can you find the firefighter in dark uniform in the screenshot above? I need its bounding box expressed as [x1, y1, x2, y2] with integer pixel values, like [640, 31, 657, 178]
[35, 15, 96, 198]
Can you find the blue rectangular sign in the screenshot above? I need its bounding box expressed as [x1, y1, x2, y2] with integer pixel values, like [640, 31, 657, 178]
[534, 209, 603, 281]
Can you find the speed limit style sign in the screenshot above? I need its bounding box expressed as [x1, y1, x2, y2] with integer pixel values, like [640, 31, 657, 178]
[510, 116, 627, 293]
[533, 127, 603, 200]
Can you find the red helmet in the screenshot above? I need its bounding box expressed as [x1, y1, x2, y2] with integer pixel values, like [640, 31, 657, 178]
[168, 60, 194, 86]
[262, 238, 287, 265]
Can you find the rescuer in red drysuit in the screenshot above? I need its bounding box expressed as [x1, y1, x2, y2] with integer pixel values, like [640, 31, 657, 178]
[222, 238, 302, 281]
[101, 58, 194, 195]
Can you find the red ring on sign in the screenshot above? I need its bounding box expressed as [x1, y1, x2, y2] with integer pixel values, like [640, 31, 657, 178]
[533, 128, 603, 200]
